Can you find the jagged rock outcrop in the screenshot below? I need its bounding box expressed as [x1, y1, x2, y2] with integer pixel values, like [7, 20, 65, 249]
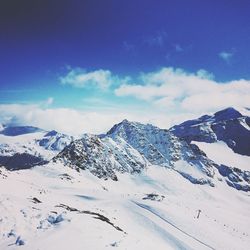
[106, 119, 217, 182]
[53, 134, 148, 180]
[217, 165, 250, 192]
[37, 130, 73, 151]
[54, 120, 218, 185]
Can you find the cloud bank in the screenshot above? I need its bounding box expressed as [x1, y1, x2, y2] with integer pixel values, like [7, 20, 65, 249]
[1, 67, 249, 135]
[60, 68, 124, 89]
[115, 67, 250, 113]
[0, 103, 183, 135]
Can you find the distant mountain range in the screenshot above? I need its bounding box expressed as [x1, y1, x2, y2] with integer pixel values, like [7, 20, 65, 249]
[1, 107, 250, 191]
[0, 126, 74, 170]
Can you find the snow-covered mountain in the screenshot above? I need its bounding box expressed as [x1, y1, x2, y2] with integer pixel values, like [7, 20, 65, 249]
[37, 130, 74, 151]
[0, 107, 250, 250]
[54, 133, 148, 181]
[106, 119, 217, 183]
[0, 126, 73, 170]
[170, 107, 250, 156]
[54, 119, 220, 187]
[169, 107, 250, 191]
[54, 116, 250, 191]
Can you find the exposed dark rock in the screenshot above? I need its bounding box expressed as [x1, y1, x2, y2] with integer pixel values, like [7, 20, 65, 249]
[142, 193, 165, 201]
[0, 153, 47, 170]
[218, 165, 250, 191]
[170, 107, 250, 156]
[56, 204, 125, 233]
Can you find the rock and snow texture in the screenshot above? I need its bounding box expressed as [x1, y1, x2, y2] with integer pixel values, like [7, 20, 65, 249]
[0, 107, 250, 249]
[193, 141, 250, 192]
[37, 130, 74, 151]
[170, 107, 250, 156]
[106, 119, 219, 184]
[0, 126, 73, 170]
[170, 107, 250, 191]
[54, 120, 218, 185]
[54, 133, 148, 180]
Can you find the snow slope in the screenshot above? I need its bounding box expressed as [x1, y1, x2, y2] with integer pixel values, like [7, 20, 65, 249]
[194, 141, 250, 171]
[0, 163, 249, 250]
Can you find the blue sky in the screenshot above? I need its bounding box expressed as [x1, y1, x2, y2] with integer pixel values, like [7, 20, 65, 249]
[0, 0, 250, 134]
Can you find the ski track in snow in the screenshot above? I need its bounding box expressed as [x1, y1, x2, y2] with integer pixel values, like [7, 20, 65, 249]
[132, 201, 215, 250]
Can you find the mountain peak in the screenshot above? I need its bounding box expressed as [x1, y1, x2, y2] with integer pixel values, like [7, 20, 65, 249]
[213, 107, 242, 121]
[170, 107, 250, 156]
[106, 119, 138, 136]
[44, 130, 58, 137]
[121, 119, 130, 123]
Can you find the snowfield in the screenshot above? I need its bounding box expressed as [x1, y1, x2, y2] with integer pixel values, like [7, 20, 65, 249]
[0, 162, 249, 250]
[194, 141, 250, 171]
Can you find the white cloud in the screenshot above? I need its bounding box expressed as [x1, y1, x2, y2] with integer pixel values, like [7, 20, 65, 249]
[60, 68, 120, 89]
[115, 84, 162, 101]
[114, 67, 250, 114]
[0, 103, 179, 135]
[0, 104, 111, 135]
[153, 96, 175, 108]
[219, 51, 233, 63]
[196, 69, 214, 80]
[1, 67, 249, 135]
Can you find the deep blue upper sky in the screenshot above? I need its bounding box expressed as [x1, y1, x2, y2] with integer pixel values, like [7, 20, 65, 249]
[0, 0, 250, 105]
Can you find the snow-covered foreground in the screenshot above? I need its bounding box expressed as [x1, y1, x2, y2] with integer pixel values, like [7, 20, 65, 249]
[1, 163, 249, 250]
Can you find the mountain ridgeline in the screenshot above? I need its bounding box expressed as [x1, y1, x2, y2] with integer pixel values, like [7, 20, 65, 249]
[54, 120, 217, 184]
[0, 127, 73, 170]
[54, 108, 250, 191]
[1, 107, 250, 191]
[170, 107, 250, 156]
